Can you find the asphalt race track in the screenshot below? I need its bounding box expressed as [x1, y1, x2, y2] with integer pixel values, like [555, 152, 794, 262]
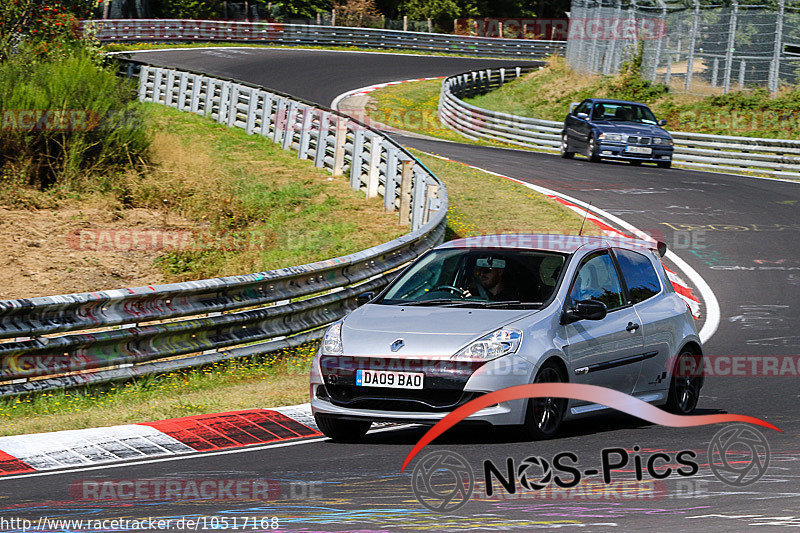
[3, 48, 799, 531]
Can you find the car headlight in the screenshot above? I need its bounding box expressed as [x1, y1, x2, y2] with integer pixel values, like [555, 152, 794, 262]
[598, 133, 625, 142]
[452, 327, 522, 362]
[652, 137, 673, 146]
[321, 322, 343, 355]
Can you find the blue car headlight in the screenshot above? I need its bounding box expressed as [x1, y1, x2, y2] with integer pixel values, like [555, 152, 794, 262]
[598, 133, 625, 142]
[452, 328, 523, 362]
[652, 137, 673, 146]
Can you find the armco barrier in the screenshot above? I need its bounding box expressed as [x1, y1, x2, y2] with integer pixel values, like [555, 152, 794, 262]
[439, 67, 800, 179]
[0, 60, 447, 396]
[86, 19, 566, 59]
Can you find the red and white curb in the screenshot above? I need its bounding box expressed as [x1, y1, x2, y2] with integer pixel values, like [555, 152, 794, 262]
[0, 406, 320, 477]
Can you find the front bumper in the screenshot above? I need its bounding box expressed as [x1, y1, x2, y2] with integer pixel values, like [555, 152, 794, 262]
[598, 142, 673, 162]
[310, 354, 536, 426]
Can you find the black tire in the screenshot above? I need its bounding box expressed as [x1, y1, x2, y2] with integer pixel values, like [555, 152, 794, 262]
[560, 133, 574, 159]
[586, 134, 601, 162]
[520, 360, 568, 440]
[664, 351, 704, 415]
[315, 414, 371, 442]
[657, 160, 672, 169]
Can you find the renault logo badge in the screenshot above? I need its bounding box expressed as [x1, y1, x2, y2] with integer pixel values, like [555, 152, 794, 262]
[391, 339, 405, 352]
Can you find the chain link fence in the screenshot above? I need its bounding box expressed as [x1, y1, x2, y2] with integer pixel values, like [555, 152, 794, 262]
[566, 0, 800, 93]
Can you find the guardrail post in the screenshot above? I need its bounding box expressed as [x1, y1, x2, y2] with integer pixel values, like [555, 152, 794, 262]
[422, 181, 438, 225]
[314, 112, 331, 168]
[366, 135, 382, 198]
[499, 67, 505, 86]
[410, 169, 425, 230]
[204, 79, 216, 118]
[273, 99, 287, 144]
[227, 85, 240, 128]
[398, 156, 414, 226]
[219, 82, 230, 124]
[138, 65, 149, 102]
[298, 107, 314, 159]
[260, 93, 274, 137]
[152, 68, 163, 103]
[350, 128, 366, 189]
[165, 70, 176, 107]
[384, 146, 399, 212]
[283, 101, 299, 150]
[332, 117, 348, 176]
[245, 88, 258, 134]
[190, 74, 201, 114]
[178, 72, 189, 110]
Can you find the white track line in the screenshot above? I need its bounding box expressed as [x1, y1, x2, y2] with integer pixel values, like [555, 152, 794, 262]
[0, 424, 413, 481]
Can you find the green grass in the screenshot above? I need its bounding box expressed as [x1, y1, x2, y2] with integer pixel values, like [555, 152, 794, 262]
[363, 77, 542, 150]
[465, 56, 800, 139]
[123, 103, 406, 281]
[0, 343, 317, 436]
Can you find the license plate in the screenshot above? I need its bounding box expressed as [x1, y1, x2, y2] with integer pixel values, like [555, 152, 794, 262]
[626, 146, 652, 154]
[356, 369, 424, 389]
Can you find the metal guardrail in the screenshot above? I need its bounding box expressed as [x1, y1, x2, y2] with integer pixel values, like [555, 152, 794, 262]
[0, 61, 448, 396]
[85, 19, 566, 59]
[439, 67, 800, 179]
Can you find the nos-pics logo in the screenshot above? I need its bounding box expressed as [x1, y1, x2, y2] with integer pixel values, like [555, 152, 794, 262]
[410, 423, 770, 512]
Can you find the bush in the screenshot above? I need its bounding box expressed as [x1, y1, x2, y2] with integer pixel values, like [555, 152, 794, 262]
[0, 50, 150, 189]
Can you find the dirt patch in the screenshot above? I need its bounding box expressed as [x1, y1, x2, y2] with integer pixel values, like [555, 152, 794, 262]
[0, 205, 195, 300]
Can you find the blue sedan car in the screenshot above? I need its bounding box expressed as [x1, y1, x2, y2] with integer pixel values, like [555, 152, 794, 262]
[561, 98, 674, 168]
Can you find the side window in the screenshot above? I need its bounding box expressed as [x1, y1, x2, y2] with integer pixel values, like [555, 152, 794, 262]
[614, 249, 662, 304]
[574, 102, 590, 116]
[568, 252, 625, 311]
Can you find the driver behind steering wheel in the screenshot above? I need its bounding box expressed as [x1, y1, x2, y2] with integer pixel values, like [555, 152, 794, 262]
[465, 257, 520, 301]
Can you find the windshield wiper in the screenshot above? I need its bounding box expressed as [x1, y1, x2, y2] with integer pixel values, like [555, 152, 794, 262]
[399, 298, 466, 307]
[454, 300, 543, 309]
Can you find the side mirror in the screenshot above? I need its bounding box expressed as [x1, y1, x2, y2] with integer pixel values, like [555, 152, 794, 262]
[657, 119, 667, 127]
[569, 102, 580, 113]
[356, 292, 375, 307]
[577, 112, 589, 120]
[563, 300, 608, 324]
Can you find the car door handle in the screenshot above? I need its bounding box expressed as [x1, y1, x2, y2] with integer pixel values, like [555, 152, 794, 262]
[626, 322, 640, 332]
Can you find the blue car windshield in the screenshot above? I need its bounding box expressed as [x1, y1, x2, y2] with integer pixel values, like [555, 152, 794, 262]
[591, 103, 658, 125]
[378, 248, 567, 307]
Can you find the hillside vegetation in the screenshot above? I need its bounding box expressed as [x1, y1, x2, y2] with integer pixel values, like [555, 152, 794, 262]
[466, 56, 800, 139]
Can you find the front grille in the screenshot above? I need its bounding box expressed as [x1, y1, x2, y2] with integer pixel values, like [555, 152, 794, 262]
[627, 136, 650, 145]
[324, 385, 483, 412]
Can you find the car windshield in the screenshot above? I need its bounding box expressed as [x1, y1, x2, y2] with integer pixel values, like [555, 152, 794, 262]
[591, 103, 658, 125]
[377, 248, 568, 308]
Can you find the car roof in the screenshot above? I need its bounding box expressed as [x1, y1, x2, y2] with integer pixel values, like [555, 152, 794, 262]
[438, 234, 665, 256]
[585, 98, 649, 106]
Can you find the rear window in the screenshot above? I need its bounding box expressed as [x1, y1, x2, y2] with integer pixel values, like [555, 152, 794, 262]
[614, 249, 662, 304]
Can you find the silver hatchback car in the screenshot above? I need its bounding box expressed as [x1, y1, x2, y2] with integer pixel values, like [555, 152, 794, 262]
[310, 234, 703, 442]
